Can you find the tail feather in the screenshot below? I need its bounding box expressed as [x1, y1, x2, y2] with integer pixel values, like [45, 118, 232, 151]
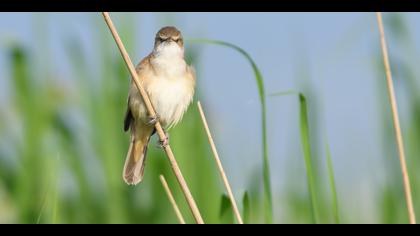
[123, 136, 150, 185]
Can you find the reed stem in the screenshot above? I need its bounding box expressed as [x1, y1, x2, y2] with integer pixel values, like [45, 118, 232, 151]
[197, 101, 244, 224]
[160, 175, 186, 224]
[376, 12, 416, 224]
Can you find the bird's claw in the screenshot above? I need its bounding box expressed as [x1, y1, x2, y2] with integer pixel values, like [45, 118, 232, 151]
[147, 114, 160, 126]
[157, 132, 169, 149]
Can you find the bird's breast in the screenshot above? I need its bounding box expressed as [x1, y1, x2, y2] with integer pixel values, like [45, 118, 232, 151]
[146, 73, 194, 128]
[152, 53, 186, 77]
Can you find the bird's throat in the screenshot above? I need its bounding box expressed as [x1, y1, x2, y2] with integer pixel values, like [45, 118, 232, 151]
[152, 45, 186, 77]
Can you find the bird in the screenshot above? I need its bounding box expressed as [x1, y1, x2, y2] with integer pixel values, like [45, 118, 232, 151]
[123, 26, 196, 185]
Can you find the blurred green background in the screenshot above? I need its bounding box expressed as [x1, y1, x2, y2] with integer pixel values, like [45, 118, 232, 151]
[1, 12, 420, 224]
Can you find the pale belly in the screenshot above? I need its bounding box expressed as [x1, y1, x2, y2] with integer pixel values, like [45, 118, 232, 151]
[129, 75, 194, 129]
[147, 76, 193, 128]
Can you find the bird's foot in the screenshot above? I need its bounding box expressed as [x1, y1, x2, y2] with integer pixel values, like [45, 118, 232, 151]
[147, 114, 160, 126]
[157, 131, 169, 149]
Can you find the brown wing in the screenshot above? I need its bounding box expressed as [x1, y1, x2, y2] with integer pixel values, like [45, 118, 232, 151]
[135, 53, 156, 75]
[124, 97, 133, 132]
[124, 53, 156, 132]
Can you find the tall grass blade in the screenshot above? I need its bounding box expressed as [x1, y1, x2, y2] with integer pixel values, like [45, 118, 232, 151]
[325, 142, 339, 223]
[271, 91, 320, 223]
[243, 191, 251, 224]
[220, 194, 234, 224]
[269, 90, 299, 97]
[298, 93, 320, 223]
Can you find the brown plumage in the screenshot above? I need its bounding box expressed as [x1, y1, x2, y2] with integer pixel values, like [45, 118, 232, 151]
[123, 26, 195, 185]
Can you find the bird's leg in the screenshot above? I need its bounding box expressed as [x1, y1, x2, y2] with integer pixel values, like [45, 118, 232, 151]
[146, 113, 160, 126]
[157, 130, 170, 148]
[148, 113, 169, 148]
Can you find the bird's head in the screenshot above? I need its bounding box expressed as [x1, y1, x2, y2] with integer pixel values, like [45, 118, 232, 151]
[153, 26, 184, 57]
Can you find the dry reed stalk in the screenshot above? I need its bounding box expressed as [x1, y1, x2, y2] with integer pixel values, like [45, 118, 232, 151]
[101, 12, 204, 224]
[376, 12, 416, 224]
[197, 101, 244, 224]
[160, 175, 186, 224]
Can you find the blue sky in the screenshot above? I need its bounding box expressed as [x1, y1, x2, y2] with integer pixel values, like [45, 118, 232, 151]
[1, 13, 420, 222]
